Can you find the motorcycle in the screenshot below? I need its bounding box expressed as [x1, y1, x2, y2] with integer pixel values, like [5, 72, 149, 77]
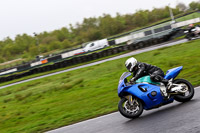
[118, 66, 194, 119]
[184, 26, 200, 40]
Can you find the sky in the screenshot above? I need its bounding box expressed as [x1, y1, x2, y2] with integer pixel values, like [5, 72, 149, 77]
[0, 0, 198, 40]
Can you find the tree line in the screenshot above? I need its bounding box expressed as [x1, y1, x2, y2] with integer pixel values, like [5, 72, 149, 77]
[0, 1, 199, 64]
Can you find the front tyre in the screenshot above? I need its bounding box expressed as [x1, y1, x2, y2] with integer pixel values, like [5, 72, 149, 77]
[173, 79, 194, 102]
[118, 97, 143, 119]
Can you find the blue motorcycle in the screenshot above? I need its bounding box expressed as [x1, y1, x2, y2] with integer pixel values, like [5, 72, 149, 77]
[118, 66, 194, 119]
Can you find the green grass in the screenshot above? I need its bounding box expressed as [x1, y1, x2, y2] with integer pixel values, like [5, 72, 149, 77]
[0, 40, 200, 133]
[176, 12, 200, 22]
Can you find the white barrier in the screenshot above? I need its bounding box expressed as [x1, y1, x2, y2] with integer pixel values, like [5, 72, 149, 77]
[172, 17, 200, 28]
[131, 32, 145, 39]
[115, 35, 131, 44]
[0, 68, 17, 76]
[61, 48, 84, 59]
[30, 61, 42, 67]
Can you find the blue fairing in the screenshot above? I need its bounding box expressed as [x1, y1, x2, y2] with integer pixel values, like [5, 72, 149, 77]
[118, 72, 174, 109]
[164, 66, 183, 80]
[119, 83, 173, 109]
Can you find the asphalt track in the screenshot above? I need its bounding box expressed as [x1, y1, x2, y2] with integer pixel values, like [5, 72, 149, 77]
[0, 39, 187, 90]
[47, 86, 200, 133]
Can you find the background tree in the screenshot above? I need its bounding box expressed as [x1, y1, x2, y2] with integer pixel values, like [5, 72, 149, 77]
[176, 2, 187, 12]
[189, 1, 200, 10]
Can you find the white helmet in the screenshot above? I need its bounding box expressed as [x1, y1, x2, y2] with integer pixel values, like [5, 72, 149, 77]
[125, 57, 137, 72]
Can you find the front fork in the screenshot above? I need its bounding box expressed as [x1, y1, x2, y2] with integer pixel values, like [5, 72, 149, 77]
[125, 95, 136, 106]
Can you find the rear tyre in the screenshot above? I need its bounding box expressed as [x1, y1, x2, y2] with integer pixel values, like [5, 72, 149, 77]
[173, 79, 194, 102]
[118, 97, 143, 119]
[185, 34, 191, 40]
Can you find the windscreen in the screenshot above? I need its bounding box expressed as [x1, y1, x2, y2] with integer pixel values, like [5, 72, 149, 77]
[119, 72, 131, 84]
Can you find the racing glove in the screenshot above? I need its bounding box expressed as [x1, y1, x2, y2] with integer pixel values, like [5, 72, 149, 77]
[130, 77, 135, 84]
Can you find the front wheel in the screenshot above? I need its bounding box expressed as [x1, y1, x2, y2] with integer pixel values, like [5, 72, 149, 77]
[118, 97, 143, 119]
[173, 79, 194, 102]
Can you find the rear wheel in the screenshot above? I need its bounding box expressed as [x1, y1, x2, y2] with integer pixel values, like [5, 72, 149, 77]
[186, 34, 191, 40]
[173, 79, 194, 102]
[118, 97, 143, 119]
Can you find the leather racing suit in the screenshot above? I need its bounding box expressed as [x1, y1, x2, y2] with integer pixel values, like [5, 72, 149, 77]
[132, 62, 168, 85]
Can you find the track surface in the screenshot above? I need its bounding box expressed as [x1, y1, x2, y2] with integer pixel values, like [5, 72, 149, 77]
[47, 86, 200, 133]
[0, 39, 187, 89]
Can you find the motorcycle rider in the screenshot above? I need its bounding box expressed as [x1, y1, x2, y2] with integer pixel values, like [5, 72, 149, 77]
[187, 24, 195, 32]
[125, 57, 170, 91]
[187, 24, 196, 38]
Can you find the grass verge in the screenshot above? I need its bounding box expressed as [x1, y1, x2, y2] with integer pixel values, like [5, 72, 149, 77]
[0, 39, 200, 133]
[0, 50, 128, 87]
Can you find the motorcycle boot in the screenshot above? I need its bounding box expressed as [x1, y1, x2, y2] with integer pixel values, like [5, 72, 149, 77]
[164, 79, 175, 93]
[161, 78, 168, 86]
[161, 78, 173, 93]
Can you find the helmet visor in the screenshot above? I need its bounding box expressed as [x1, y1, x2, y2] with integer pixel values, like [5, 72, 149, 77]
[126, 63, 132, 71]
